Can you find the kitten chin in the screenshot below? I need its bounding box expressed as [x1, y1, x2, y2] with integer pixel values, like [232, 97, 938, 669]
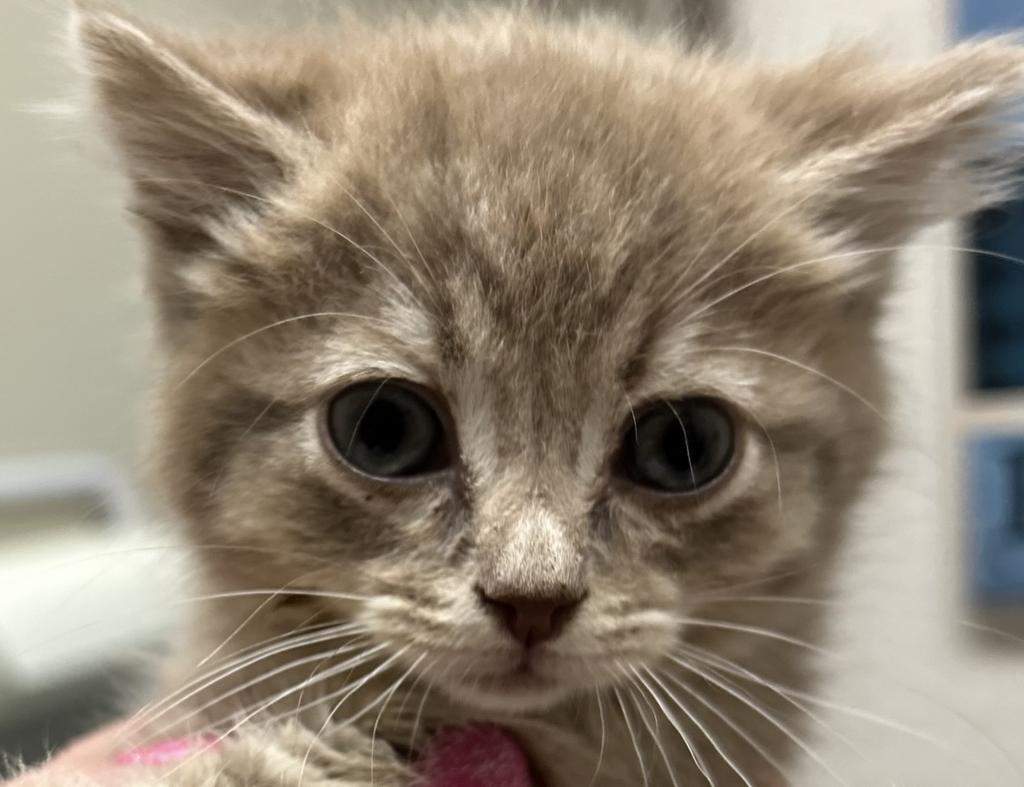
[71, 3, 1024, 785]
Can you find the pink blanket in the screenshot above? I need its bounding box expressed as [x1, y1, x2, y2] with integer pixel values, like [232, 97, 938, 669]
[5, 724, 537, 787]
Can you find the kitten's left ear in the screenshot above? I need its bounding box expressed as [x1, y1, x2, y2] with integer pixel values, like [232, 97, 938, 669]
[759, 41, 1024, 250]
[70, 4, 316, 253]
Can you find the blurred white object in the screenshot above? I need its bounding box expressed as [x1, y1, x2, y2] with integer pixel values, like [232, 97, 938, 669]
[0, 454, 139, 531]
[0, 455, 180, 722]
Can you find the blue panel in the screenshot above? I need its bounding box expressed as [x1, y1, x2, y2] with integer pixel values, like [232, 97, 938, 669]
[959, 5, 1024, 392]
[969, 198, 1024, 390]
[960, 0, 1024, 36]
[967, 435, 1024, 602]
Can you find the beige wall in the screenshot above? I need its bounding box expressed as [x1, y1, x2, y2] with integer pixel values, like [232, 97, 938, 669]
[1, 2, 144, 468]
[0, 1, 323, 474]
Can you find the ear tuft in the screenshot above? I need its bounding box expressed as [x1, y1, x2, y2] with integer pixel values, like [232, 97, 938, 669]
[70, 5, 311, 253]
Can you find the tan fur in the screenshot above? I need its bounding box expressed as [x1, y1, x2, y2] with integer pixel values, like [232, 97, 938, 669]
[66, 3, 1024, 785]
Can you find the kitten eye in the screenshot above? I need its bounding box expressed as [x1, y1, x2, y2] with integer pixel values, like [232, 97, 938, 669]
[619, 398, 735, 494]
[324, 382, 448, 479]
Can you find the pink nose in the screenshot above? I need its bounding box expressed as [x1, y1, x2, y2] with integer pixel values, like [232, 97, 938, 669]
[475, 586, 586, 647]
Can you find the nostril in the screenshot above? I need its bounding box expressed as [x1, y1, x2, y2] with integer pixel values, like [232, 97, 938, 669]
[474, 585, 587, 647]
[474, 585, 518, 627]
[550, 596, 583, 629]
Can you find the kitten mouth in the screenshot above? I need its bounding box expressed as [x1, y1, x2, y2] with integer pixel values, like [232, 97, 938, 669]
[471, 650, 544, 685]
[468, 666, 555, 695]
[437, 653, 579, 713]
[491, 654, 542, 682]
[510, 652, 535, 675]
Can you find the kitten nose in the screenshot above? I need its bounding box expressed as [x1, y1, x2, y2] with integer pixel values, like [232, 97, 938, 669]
[475, 586, 586, 647]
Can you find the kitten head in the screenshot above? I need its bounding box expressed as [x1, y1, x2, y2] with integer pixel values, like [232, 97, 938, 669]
[75, 6, 1023, 714]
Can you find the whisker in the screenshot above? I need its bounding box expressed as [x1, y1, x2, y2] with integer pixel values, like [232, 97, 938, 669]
[694, 592, 843, 608]
[141, 634, 375, 744]
[369, 653, 426, 784]
[192, 642, 391, 744]
[666, 653, 849, 785]
[151, 642, 387, 781]
[663, 400, 699, 493]
[670, 615, 832, 656]
[958, 619, 1024, 647]
[623, 675, 685, 787]
[697, 345, 886, 420]
[384, 191, 430, 272]
[296, 648, 415, 786]
[263, 646, 405, 727]
[685, 242, 1024, 330]
[679, 630, 1022, 782]
[628, 665, 712, 786]
[293, 638, 344, 724]
[335, 182, 434, 304]
[123, 621, 363, 739]
[204, 614, 331, 669]
[174, 311, 386, 391]
[177, 588, 372, 605]
[405, 655, 447, 754]
[677, 644, 903, 786]
[136, 176, 424, 312]
[684, 246, 897, 322]
[675, 202, 741, 288]
[588, 688, 608, 787]
[653, 666, 790, 783]
[204, 397, 279, 503]
[612, 685, 651, 787]
[695, 593, 1024, 650]
[194, 576, 321, 670]
[17, 558, 365, 665]
[345, 377, 393, 455]
[744, 407, 784, 516]
[626, 667, 662, 738]
[669, 187, 826, 310]
[643, 666, 754, 787]
[389, 653, 431, 734]
[624, 391, 641, 449]
[697, 565, 818, 598]
[37, 542, 347, 571]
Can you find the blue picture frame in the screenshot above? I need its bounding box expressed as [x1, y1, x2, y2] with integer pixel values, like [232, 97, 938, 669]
[960, 2, 1024, 604]
[968, 194, 1024, 391]
[967, 435, 1024, 601]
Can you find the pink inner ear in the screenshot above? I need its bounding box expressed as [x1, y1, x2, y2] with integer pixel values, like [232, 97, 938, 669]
[416, 725, 536, 787]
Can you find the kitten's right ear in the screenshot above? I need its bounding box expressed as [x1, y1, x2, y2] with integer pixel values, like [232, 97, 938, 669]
[757, 41, 1024, 250]
[70, 4, 314, 253]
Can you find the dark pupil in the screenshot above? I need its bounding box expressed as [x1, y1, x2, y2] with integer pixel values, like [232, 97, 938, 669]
[628, 400, 732, 492]
[358, 400, 406, 457]
[660, 417, 695, 477]
[328, 384, 441, 478]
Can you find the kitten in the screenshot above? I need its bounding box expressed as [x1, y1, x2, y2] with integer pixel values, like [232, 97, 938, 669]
[63, 2, 1023, 786]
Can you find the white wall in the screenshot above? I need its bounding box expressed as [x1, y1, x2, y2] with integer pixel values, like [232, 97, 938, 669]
[731, 2, 1024, 785]
[0, 0, 315, 475]
[1, 2, 146, 470]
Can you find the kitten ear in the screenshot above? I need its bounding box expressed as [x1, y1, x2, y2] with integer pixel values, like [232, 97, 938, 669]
[70, 5, 312, 252]
[762, 41, 1024, 249]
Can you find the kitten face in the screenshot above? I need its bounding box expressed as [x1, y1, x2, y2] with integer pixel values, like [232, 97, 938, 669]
[75, 7, 1023, 716]
[151, 79, 853, 714]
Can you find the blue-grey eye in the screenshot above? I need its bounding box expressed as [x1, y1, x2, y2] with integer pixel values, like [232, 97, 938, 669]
[325, 383, 447, 479]
[620, 398, 735, 493]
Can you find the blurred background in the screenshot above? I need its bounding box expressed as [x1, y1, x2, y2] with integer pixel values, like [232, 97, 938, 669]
[1, 0, 1023, 783]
